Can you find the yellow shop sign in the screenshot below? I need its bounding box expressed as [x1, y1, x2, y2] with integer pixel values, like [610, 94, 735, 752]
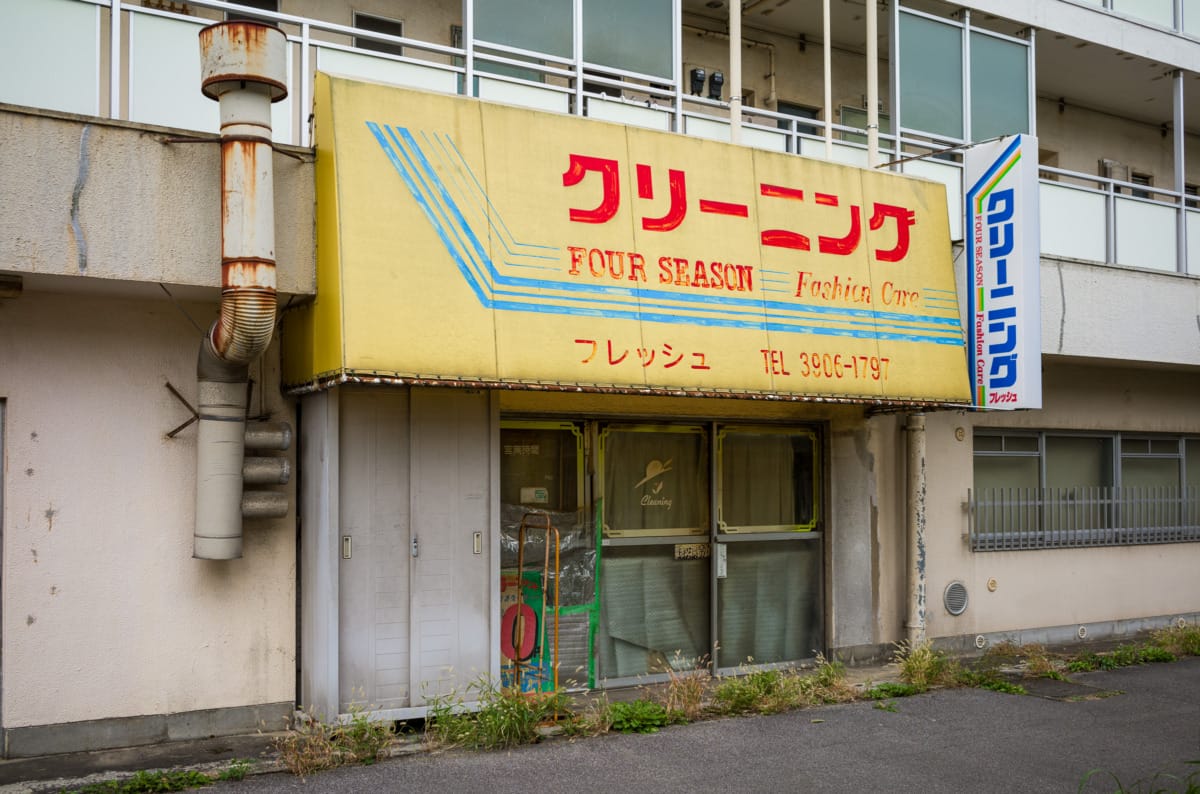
[283, 73, 970, 404]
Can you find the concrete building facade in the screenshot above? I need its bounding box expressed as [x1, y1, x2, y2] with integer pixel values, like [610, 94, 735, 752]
[0, 0, 1197, 757]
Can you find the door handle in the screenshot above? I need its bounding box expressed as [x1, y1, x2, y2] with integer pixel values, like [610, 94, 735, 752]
[411, 536, 419, 558]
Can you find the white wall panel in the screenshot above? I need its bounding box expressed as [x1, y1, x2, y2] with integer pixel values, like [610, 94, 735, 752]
[0, 0, 98, 116]
[586, 97, 671, 131]
[1040, 183, 1107, 263]
[1116, 196, 1177, 272]
[477, 77, 569, 114]
[1187, 209, 1200, 275]
[317, 47, 458, 95]
[129, 12, 293, 143]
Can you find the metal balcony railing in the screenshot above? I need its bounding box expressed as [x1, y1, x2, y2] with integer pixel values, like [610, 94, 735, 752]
[967, 486, 1200, 551]
[4, 0, 1200, 276]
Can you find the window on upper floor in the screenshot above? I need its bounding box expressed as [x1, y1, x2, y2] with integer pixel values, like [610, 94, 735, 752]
[472, 0, 674, 83]
[776, 101, 820, 137]
[353, 12, 405, 58]
[839, 106, 892, 146]
[1130, 171, 1153, 199]
[897, 10, 1030, 143]
[970, 430, 1200, 550]
[226, 0, 278, 24]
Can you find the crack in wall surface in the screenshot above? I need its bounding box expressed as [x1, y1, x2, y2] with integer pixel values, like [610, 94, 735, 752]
[70, 125, 91, 274]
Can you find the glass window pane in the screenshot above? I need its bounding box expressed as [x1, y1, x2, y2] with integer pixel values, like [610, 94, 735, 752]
[974, 435, 1003, 452]
[969, 32, 1029, 139]
[0, 0, 99, 117]
[1123, 457, 1179, 490]
[598, 545, 710, 678]
[1112, 0, 1175, 28]
[583, 0, 673, 79]
[1121, 457, 1181, 528]
[1187, 440, 1200, 525]
[899, 13, 963, 139]
[500, 426, 580, 512]
[1046, 436, 1112, 489]
[1005, 435, 1039, 453]
[1150, 439, 1179, 455]
[719, 431, 817, 532]
[1187, 440, 1200, 490]
[718, 541, 821, 666]
[474, 0, 572, 58]
[602, 427, 708, 536]
[974, 455, 1038, 494]
[500, 426, 593, 607]
[1186, 0, 1200, 36]
[1121, 438, 1149, 454]
[354, 13, 404, 57]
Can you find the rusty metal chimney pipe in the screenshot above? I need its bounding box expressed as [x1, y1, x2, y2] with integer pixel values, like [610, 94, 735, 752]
[194, 21, 287, 560]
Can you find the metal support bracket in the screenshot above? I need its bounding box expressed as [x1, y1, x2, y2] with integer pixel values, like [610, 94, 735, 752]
[164, 381, 200, 438]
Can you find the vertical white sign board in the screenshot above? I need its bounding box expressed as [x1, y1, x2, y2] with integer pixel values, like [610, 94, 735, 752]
[964, 134, 1042, 409]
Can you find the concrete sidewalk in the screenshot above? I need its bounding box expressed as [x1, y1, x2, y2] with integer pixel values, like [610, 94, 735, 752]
[5, 658, 1198, 793]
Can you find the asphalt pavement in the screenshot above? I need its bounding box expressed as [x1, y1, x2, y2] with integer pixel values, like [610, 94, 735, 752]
[11, 657, 1200, 793]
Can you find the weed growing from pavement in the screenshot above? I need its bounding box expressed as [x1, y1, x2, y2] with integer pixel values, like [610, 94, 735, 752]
[656, 652, 711, 722]
[1078, 760, 1200, 793]
[709, 655, 857, 715]
[273, 702, 395, 776]
[216, 759, 252, 782]
[865, 681, 921, 699]
[893, 640, 961, 692]
[607, 699, 676, 733]
[1152, 624, 1200, 657]
[261, 620, 1200, 778]
[66, 768, 214, 793]
[425, 678, 570, 750]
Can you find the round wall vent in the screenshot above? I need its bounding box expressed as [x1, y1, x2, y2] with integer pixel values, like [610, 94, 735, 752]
[944, 581, 969, 616]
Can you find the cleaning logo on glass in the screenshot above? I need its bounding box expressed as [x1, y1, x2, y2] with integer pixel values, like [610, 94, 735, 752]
[636, 459, 674, 509]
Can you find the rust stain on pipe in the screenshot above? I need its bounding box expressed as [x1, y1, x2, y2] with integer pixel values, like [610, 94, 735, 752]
[199, 22, 289, 102]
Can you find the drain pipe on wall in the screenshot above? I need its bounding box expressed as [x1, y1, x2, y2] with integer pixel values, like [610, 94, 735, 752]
[905, 413, 927, 646]
[193, 22, 288, 560]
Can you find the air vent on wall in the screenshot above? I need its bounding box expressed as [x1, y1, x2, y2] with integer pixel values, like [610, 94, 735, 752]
[944, 581, 969, 616]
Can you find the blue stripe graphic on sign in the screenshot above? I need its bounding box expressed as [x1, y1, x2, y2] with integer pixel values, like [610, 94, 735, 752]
[368, 122, 964, 345]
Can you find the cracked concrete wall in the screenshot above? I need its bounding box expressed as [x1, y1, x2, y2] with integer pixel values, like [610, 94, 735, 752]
[1037, 258, 1200, 367]
[0, 290, 296, 729]
[0, 107, 315, 295]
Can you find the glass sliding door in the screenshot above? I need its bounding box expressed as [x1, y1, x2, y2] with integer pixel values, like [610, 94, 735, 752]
[499, 422, 590, 690]
[509, 420, 825, 686]
[597, 425, 710, 680]
[715, 427, 822, 671]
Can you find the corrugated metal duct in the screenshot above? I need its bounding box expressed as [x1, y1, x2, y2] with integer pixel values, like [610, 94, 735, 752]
[194, 21, 288, 560]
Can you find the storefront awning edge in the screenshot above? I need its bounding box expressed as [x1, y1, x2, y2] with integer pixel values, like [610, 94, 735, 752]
[284, 369, 972, 411]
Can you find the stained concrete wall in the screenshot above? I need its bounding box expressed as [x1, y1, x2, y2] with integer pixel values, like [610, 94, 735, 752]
[921, 360, 1200, 643]
[0, 107, 314, 296]
[0, 290, 296, 737]
[1038, 258, 1200, 367]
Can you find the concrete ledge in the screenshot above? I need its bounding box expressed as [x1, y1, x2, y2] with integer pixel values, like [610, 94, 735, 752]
[830, 642, 895, 667]
[932, 612, 1200, 657]
[4, 701, 294, 759]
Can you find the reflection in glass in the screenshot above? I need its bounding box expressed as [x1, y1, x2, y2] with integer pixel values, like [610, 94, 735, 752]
[899, 13, 963, 139]
[970, 31, 1029, 140]
[583, 0, 673, 79]
[602, 427, 708, 537]
[719, 430, 816, 532]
